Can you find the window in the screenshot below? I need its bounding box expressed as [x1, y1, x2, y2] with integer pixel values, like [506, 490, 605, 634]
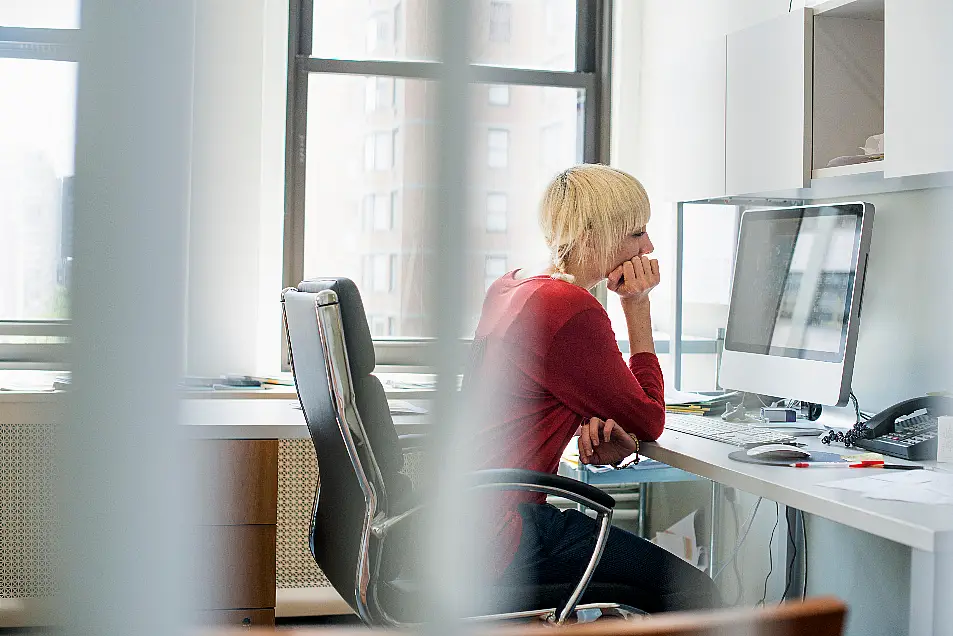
[368, 314, 395, 337]
[486, 193, 507, 232]
[366, 13, 390, 54]
[484, 255, 508, 291]
[0, 2, 80, 29]
[364, 130, 396, 171]
[487, 84, 510, 106]
[487, 128, 509, 168]
[364, 254, 396, 293]
[393, 2, 403, 47]
[291, 1, 607, 353]
[362, 194, 394, 231]
[0, 9, 79, 367]
[488, 1, 512, 43]
[365, 77, 395, 112]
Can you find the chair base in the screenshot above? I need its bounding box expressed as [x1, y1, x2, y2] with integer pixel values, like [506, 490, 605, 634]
[464, 603, 647, 625]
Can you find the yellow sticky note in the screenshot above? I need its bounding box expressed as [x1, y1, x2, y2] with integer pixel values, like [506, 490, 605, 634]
[840, 452, 883, 462]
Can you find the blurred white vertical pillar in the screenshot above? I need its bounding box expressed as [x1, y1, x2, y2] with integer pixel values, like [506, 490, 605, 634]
[425, 0, 478, 628]
[62, 1, 195, 635]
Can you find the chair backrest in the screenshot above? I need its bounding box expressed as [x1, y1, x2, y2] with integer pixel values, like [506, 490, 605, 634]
[281, 278, 409, 625]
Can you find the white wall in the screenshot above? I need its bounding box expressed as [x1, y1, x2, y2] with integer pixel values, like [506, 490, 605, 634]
[613, 2, 953, 633]
[186, 0, 287, 376]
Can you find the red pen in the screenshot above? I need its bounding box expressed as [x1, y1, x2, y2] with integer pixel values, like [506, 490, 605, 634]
[792, 460, 884, 468]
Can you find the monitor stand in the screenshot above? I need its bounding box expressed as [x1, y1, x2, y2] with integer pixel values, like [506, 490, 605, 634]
[814, 404, 859, 430]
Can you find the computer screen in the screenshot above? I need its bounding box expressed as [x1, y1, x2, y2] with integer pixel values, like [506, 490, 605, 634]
[719, 202, 874, 406]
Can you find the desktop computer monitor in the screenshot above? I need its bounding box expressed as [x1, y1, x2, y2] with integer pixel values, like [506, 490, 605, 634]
[718, 202, 874, 407]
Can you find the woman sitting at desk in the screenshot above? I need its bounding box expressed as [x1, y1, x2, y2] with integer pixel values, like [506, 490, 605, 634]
[466, 164, 718, 612]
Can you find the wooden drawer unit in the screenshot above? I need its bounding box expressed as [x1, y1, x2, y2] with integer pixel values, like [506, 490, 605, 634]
[195, 439, 278, 525]
[194, 439, 278, 627]
[195, 609, 275, 627]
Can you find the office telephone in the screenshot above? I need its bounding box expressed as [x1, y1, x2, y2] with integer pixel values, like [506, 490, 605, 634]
[850, 395, 953, 460]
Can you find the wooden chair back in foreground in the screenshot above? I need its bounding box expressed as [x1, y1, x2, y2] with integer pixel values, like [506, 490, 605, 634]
[203, 596, 846, 636]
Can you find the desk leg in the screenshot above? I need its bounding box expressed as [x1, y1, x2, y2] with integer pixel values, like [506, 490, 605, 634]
[910, 547, 953, 636]
[638, 482, 650, 538]
[708, 481, 719, 578]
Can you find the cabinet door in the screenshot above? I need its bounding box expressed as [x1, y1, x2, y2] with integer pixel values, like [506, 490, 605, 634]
[884, 0, 953, 177]
[659, 36, 727, 202]
[726, 9, 813, 196]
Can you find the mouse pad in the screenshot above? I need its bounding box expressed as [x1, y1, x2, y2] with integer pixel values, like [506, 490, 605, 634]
[727, 449, 846, 466]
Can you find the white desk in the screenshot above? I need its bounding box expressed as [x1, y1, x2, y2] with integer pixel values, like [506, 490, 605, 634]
[643, 426, 953, 636]
[182, 398, 429, 439]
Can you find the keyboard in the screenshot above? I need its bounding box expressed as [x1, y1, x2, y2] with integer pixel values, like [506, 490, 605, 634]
[665, 413, 797, 447]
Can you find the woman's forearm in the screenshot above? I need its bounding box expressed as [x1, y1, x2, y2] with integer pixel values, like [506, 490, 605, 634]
[622, 297, 655, 355]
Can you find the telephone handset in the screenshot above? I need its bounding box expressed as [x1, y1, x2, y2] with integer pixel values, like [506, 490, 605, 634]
[853, 395, 953, 460]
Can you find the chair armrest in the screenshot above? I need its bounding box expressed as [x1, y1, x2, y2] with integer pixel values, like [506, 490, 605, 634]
[469, 468, 615, 512]
[376, 467, 615, 624]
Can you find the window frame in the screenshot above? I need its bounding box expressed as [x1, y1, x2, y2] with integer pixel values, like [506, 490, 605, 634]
[282, 0, 613, 369]
[0, 26, 80, 369]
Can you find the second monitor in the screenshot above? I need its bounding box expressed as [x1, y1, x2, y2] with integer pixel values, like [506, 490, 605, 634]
[719, 202, 874, 407]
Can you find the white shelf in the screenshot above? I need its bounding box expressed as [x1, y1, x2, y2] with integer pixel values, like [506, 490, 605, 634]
[811, 160, 883, 179]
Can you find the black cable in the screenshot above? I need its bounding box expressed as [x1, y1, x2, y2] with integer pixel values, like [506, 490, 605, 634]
[728, 498, 744, 605]
[789, 0, 794, 11]
[821, 390, 870, 447]
[780, 509, 797, 604]
[800, 510, 808, 601]
[758, 503, 780, 607]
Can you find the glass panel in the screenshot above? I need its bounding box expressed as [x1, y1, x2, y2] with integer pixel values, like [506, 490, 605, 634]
[312, 0, 576, 70]
[303, 75, 582, 337]
[0, 59, 77, 320]
[470, 0, 576, 71]
[681, 204, 738, 390]
[0, 0, 80, 28]
[313, 0, 438, 62]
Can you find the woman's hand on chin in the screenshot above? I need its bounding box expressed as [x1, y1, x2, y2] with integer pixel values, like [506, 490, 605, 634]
[607, 255, 660, 302]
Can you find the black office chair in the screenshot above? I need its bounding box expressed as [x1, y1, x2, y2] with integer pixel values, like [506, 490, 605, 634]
[281, 278, 644, 626]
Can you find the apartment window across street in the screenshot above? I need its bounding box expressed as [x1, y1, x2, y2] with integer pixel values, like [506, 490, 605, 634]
[485, 255, 508, 291]
[365, 76, 395, 112]
[487, 128, 509, 168]
[486, 193, 508, 232]
[489, 1, 512, 43]
[291, 0, 609, 364]
[364, 130, 396, 171]
[362, 194, 394, 231]
[488, 84, 510, 106]
[0, 6, 80, 367]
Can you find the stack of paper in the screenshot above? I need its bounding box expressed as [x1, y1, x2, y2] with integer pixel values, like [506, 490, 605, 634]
[820, 470, 953, 505]
[664, 389, 738, 416]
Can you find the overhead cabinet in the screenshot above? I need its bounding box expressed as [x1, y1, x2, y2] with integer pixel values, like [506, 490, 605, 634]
[662, 0, 952, 202]
[725, 9, 813, 196]
[883, 0, 953, 177]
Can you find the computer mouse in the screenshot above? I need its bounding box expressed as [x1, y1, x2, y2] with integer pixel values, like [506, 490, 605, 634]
[745, 444, 811, 460]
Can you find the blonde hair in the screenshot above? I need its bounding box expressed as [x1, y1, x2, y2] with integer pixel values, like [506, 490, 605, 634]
[539, 164, 651, 283]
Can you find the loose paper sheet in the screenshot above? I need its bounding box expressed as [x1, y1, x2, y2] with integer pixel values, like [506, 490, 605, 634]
[820, 470, 953, 505]
[653, 511, 703, 569]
